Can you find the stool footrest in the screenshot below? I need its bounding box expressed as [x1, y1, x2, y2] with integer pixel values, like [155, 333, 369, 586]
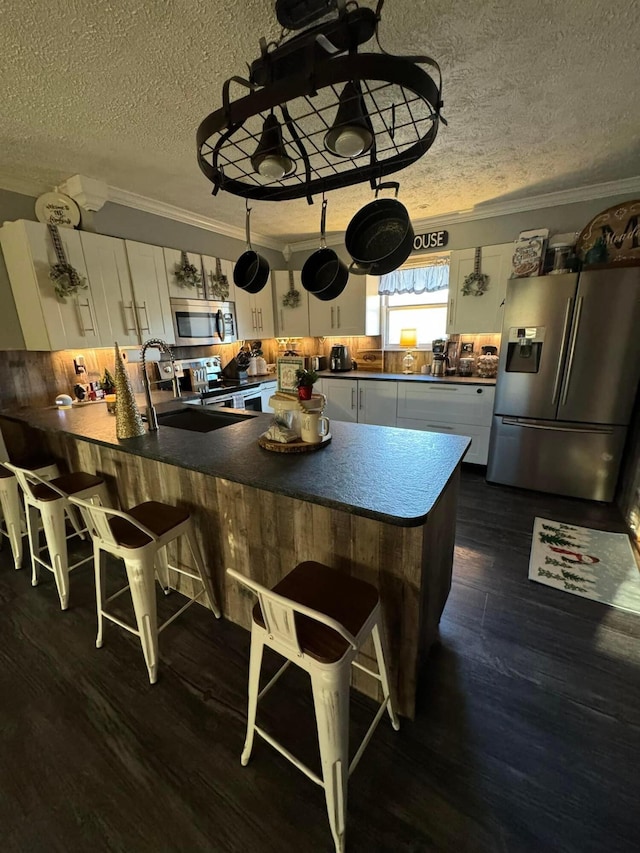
[349, 696, 391, 777]
[158, 587, 205, 634]
[351, 660, 382, 682]
[102, 611, 139, 637]
[255, 725, 323, 788]
[33, 553, 93, 572]
[258, 660, 291, 702]
[105, 584, 131, 604]
[166, 564, 204, 583]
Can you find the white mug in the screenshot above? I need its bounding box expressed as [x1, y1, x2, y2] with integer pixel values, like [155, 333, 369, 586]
[300, 411, 330, 444]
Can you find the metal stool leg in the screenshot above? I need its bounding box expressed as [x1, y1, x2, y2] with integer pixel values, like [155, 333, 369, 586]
[94, 542, 107, 649]
[124, 553, 160, 684]
[26, 504, 40, 587]
[241, 628, 265, 766]
[0, 478, 24, 569]
[40, 500, 71, 610]
[184, 524, 221, 618]
[371, 620, 400, 731]
[154, 545, 171, 594]
[310, 665, 351, 853]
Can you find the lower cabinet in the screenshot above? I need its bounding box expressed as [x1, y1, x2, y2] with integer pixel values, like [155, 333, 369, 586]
[396, 382, 495, 464]
[317, 378, 398, 426]
[260, 380, 278, 413]
[318, 377, 495, 464]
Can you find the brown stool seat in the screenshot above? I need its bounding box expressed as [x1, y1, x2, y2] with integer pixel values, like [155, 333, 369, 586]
[252, 561, 379, 664]
[109, 501, 190, 549]
[30, 471, 104, 502]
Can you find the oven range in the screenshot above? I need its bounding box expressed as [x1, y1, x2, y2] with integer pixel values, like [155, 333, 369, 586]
[156, 356, 263, 411]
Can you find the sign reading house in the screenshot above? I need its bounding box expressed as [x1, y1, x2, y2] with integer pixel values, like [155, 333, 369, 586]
[413, 230, 448, 251]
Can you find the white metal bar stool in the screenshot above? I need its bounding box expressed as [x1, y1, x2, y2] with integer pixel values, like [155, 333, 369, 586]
[69, 495, 221, 684]
[227, 561, 400, 853]
[4, 463, 109, 610]
[0, 460, 60, 569]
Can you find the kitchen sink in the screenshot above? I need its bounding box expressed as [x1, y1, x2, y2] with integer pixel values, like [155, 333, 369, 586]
[156, 408, 253, 433]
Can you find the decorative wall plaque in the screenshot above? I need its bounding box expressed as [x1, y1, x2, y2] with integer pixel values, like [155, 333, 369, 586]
[577, 200, 640, 266]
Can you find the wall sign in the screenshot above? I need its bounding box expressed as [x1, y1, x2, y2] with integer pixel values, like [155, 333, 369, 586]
[412, 230, 448, 251]
[576, 200, 640, 266]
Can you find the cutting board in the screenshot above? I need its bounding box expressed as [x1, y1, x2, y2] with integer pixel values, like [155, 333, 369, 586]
[355, 349, 384, 372]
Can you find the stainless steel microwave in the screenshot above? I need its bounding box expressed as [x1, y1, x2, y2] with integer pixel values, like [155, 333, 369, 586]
[170, 298, 237, 346]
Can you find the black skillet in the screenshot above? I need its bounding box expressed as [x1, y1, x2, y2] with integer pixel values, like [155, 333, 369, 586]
[301, 198, 349, 301]
[233, 205, 270, 294]
[345, 182, 414, 276]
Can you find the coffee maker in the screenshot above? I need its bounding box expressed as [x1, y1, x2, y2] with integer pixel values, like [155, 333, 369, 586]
[330, 344, 352, 372]
[431, 339, 446, 376]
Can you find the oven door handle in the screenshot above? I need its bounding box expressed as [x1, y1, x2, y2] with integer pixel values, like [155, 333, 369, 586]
[215, 309, 226, 342]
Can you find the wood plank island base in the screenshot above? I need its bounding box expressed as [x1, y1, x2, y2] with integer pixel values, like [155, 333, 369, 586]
[0, 403, 469, 718]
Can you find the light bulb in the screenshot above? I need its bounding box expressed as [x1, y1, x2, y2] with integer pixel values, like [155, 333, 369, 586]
[257, 154, 292, 180]
[330, 127, 373, 158]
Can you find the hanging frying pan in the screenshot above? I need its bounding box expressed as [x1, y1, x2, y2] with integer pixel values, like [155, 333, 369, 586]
[345, 182, 414, 276]
[233, 204, 270, 293]
[301, 197, 349, 301]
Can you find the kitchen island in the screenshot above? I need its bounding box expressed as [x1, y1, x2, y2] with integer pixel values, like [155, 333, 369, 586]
[0, 402, 470, 718]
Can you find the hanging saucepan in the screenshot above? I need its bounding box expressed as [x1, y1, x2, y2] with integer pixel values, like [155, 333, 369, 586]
[233, 204, 270, 294]
[301, 197, 349, 301]
[345, 182, 414, 276]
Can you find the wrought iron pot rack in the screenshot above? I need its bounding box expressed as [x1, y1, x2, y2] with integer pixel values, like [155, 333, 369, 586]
[196, 28, 444, 204]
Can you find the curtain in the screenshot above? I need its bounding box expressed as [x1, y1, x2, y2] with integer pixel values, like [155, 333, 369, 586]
[378, 258, 450, 295]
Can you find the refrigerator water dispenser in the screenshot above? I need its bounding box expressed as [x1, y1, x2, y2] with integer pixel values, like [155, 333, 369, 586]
[505, 326, 545, 373]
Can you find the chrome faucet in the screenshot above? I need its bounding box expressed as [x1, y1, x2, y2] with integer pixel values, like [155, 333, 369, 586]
[140, 338, 181, 431]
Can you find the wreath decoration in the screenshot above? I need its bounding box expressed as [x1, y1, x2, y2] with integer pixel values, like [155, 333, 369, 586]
[461, 247, 489, 296]
[175, 250, 202, 289]
[47, 224, 87, 301]
[282, 269, 301, 308]
[208, 257, 229, 300]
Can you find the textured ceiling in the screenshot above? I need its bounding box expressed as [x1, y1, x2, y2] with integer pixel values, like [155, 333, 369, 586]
[1, 0, 639, 242]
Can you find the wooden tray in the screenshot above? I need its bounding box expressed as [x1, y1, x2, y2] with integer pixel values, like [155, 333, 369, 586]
[258, 432, 332, 453]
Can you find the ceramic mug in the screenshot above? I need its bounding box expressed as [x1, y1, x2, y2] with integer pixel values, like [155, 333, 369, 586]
[300, 411, 330, 444]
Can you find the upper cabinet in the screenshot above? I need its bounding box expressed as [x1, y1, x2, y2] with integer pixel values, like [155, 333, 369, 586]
[272, 270, 310, 338]
[164, 248, 207, 301]
[80, 231, 139, 348]
[125, 241, 174, 343]
[446, 243, 513, 334]
[201, 255, 236, 303]
[0, 219, 104, 350]
[308, 273, 380, 337]
[235, 277, 275, 340]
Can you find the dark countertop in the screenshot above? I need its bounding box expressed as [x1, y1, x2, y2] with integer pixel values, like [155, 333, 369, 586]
[318, 370, 496, 386]
[1, 399, 470, 528]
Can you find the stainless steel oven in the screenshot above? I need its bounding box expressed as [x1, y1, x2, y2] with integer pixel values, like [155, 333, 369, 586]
[202, 386, 263, 412]
[170, 297, 237, 346]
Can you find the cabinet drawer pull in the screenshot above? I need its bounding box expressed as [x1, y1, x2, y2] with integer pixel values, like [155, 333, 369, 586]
[427, 424, 453, 430]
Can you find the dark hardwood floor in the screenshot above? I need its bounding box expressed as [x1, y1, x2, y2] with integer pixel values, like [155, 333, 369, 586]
[1, 467, 639, 853]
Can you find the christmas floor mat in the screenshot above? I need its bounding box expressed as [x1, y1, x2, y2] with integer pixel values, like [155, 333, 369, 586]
[529, 518, 640, 614]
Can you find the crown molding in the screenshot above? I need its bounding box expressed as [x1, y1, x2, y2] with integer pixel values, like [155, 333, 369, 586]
[287, 175, 640, 252]
[0, 173, 52, 199]
[107, 186, 283, 252]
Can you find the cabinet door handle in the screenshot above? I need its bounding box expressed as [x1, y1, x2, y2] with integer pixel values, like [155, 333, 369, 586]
[257, 308, 263, 331]
[251, 308, 257, 331]
[331, 307, 335, 329]
[77, 299, 96, 334]
[359, 388, 363, 409]
[351, 387, 355, 409]
[135, 301, 150, 333]
[122, 301, 138, 333]
[337, 306, 341, 328]
[280, 309, 284, 332]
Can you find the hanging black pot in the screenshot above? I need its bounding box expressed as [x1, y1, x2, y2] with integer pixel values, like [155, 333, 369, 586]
[345, 182, 414, 276]
[301, 198, 349, 301]
[233, 205, 270, 293]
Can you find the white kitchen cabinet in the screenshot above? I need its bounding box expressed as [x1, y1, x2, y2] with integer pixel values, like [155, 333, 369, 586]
[201, 255, 236, 303]
[164, 248, 207, 300]
[259, 380, 278, 413]
[446, 243, 512, 334]
[80, 231, 139, 347]
[272, 270, 310, 337]
[0, 219, 104, 350]
[318, 377, 396, 426]
[396, 382, 495, 464]
[234, 280, 275, 340]
[308, 274, 380, 337]
[125, 241, 174, 343]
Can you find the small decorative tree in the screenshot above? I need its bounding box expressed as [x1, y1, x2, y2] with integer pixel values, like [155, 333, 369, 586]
[295, 367, 318, 401]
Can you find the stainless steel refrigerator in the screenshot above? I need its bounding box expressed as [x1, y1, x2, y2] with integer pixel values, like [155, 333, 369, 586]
[487, 268, 640, 501]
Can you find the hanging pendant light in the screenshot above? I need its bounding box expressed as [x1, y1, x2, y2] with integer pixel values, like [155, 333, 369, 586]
[251, 113, 295, 179]
[324, 80, 373, 158]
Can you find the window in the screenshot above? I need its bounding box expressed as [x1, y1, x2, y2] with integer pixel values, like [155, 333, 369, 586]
[382, 261, 449, 347]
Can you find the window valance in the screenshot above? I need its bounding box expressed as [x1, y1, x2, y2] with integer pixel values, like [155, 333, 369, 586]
[378, 257, 450, 295]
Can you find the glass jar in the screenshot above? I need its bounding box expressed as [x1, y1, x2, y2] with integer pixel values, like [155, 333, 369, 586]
[458, 357, 475, 376]
[476, 354, 499, 377]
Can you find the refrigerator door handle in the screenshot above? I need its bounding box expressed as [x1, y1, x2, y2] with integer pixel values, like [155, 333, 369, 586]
[551, 297, 574, 405]
[559, 296, 583, 406]
[501, 417, 613, 436]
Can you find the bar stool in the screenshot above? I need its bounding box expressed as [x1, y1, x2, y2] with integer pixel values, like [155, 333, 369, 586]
[68, 495, 221, 684]
[0, 460, 60, 569]
[4, 463, 109, 610]
[227, 561, 400, 853]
